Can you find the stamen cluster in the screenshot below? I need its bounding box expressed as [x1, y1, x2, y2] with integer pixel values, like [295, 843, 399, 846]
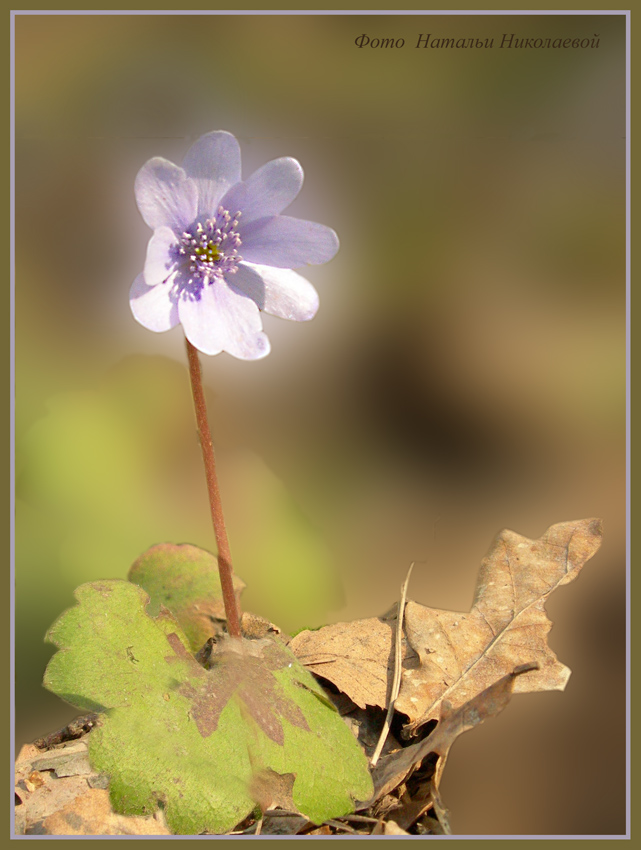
[178, 207, 242, 284]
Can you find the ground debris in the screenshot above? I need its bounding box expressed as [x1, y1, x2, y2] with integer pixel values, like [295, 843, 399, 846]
[34, 713, 100, 750]
[14, 737, 170, 835]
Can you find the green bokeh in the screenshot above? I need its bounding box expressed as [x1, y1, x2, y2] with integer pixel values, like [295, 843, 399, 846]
[16, 358, 342, 716]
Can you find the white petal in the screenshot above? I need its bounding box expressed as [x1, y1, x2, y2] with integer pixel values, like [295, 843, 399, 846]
[129, 273, 180, 332]
[182, 131, 242, 218]
[144, 227, 179, 287]
[221, 157, 303, 224]
[240, 216, 339, 268]
[178, 279, 270, 360]
[234, 263, 319, 322]
[135, 157, 198, 233]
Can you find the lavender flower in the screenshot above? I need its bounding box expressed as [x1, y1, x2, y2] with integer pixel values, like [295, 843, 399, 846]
[130, 131, 339, 359]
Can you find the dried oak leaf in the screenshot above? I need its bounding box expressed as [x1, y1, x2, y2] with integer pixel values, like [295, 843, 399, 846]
[290, 519, 602, 733]
[289, 617, 414, 711]
[356, 663, 537, 835]
[366, 664, 538, 807]
[43, 580, 373, 835]
[397, 518, 602, 732]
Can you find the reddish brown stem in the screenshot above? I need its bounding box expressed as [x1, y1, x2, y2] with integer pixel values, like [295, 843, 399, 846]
[185, 338, 242, 638]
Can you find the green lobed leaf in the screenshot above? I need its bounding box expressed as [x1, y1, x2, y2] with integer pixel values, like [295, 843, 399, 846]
[44, 581, 373, 834]
[128, 543, 245, 654]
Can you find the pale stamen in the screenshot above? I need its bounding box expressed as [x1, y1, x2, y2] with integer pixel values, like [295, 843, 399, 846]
[177, 207, 243, 287]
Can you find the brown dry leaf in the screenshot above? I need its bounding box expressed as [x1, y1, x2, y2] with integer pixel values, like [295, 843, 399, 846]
[308, 824, 333, 835]
[289, 616, 416, 710]
[388, 766, 436, 831]
[42, 789, 171, 835]
[241, 610, 284, 640]
[259, 813, 310, 835]
[364, 664, 537, 813]
[290, 519, 601, 734]
[397, 518, 602, 732]
[372, 819, 411, 835]
[249, 768, 297, 813]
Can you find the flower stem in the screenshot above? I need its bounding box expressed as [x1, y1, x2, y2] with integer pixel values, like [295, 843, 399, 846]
[185, 338, 242, 638]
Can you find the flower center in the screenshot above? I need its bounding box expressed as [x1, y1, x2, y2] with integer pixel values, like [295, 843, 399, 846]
[194, 243, 221, 264]
[178, 207, 242, 285]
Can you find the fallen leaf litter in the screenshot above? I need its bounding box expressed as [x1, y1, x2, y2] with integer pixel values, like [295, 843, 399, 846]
[16, 519, 602, 835]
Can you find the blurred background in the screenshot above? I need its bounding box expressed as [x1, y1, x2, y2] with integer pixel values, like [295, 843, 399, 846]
[14, 13, 626, 835]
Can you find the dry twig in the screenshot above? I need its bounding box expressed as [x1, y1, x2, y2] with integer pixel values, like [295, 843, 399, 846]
[370, 563, 414, 767]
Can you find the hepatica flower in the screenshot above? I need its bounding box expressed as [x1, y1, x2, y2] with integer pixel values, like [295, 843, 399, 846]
[130, 131, 339, 359]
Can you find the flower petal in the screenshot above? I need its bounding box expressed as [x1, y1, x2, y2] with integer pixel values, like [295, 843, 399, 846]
[178, 279, 271, 360]
[130, 273, 180, 332]
[240, 216, 339, 268]
[144, 227, 179, 287]
[135, 157, 198, 233]
[182, 131, 242, 218]
[221, 157, 304, 224]
[234, 262, 319, 321]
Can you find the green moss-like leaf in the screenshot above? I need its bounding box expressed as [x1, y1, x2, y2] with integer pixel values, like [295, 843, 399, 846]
[44, 581, 373, 834]
[128, 543, 245, 653]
